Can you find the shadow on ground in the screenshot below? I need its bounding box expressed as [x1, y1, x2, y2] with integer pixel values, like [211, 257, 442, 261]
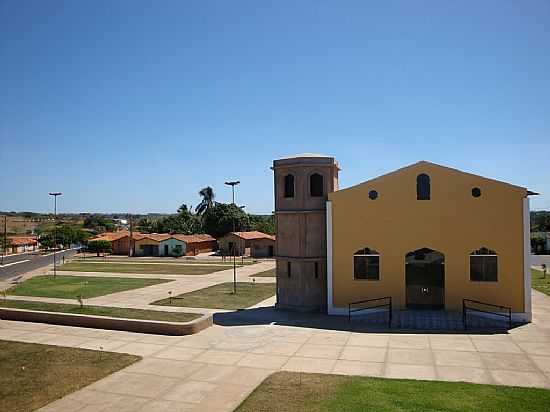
[214, 306, 524, 335]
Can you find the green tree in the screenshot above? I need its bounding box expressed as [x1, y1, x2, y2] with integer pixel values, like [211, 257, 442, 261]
[136, 217, 156, 233]
[531, 236, 546, 254]
[202, 203, 250, 238]
[195, 187, 215, 216]
[531, 211, 550, 232]
[249, 214, 275, 235]
[83, 215, 116, 233]
[38, 233, 55, 250]
[87, 240, 112, 256]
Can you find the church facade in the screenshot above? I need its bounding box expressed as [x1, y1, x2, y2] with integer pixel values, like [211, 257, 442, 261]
[274, 155, 533, 322]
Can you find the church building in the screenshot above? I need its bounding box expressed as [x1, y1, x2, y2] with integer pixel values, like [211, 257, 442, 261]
[273, 154, 533, 322]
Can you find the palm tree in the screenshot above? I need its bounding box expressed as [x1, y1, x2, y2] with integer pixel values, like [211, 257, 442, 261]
[195, 186, 215, 216]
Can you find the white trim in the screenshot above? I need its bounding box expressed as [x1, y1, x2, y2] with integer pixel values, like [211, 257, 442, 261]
[326, 201, 335, 314]
[523, 197, 532, 322]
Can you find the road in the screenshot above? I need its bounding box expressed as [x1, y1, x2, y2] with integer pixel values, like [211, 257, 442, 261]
[0, 249, 78, 281]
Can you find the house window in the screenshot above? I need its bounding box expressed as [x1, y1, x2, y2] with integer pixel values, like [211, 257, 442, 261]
[470, 247, 498, 282]
[314, 262, 319, 279]
[284, 174, 295, 198]
[368, 190, 378, 200]
[472, 187, 481, 198]
[310, 173, 324, 197]
[417, 174, 430, 200]
[353, 247, 380, 280]
[287, 261, 291, 278]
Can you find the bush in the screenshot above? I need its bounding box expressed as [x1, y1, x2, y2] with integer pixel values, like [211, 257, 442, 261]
[87, 240, 112, 257]
[171, 244, 183, 258]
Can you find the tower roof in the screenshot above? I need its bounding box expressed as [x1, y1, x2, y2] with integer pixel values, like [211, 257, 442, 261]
[272, 153, 340, 169]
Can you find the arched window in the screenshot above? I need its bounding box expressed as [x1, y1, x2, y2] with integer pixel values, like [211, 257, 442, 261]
[353, 247, 380, 280]
[310, 173, 324, 197]
[284, 174, 294, 198]
[470, 247, 497, 282]
[417, 173, 430, 200]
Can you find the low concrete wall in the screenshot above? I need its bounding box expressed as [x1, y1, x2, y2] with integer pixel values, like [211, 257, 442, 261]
[0, 308, 212, 336]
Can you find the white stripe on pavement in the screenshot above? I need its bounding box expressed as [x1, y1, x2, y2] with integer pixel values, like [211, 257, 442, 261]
[0, 259, 30, 268]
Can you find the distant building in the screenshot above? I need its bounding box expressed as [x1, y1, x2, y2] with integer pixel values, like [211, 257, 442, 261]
[89, 231, 216, 257]
[7, 236, 38, 254]
[218, 231, 275, 257]
[173, 234, 218, 256]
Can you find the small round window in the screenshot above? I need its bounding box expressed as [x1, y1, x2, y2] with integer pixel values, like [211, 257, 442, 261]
[368, 190, 378, 200]
[472, 187, 481, 198]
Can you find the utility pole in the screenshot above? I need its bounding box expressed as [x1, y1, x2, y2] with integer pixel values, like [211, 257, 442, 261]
[225, 180, 240, 294]
[128, 213, 133, 257]
[1, 215, 6, 266]
[49, 192, 62, 277]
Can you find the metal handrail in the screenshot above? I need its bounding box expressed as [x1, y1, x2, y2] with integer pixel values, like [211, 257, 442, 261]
[463, 298, 512, 330]
[348, 296, 392, 328]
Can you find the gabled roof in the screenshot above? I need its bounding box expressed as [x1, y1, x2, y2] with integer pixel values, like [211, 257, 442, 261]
[8, 236, 38, 246]
[229, 231, 275, 241]
[173, 234, 216, 243]
[89, 231, 130, 242]
[331, 161, 530, 196]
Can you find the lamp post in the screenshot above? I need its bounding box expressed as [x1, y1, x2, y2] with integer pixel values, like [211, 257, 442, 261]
[225, 180, 240, 294]
[49, 192, 62, 277]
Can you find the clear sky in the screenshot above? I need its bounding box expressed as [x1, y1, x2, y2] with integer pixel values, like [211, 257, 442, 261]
[1, 1, 549, 214]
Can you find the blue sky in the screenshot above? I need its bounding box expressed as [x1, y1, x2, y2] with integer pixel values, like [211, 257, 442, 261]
[1, 0, 549, 214]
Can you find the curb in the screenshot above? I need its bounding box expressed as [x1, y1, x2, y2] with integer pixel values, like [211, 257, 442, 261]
[0, 307, 212, 336]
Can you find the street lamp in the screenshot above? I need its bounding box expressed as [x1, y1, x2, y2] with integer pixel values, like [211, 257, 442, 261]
[225, 181, 240, 294]
[49, 192, 62, 277]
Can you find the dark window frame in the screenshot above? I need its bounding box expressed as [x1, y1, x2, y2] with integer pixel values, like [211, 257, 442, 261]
[469, 248, 498, 282]
[310, 173, 324, 197]
[353, 248, 380, 281]
[416, 173, 431, 200]
[287, 261, 291, 278]
[284, 174, 295, 198]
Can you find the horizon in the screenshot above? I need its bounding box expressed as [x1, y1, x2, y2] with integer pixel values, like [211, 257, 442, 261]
[1, 1, 549, 214]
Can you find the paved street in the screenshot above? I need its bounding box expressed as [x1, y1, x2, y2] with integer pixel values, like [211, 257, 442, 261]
[0, 249, 77, 281]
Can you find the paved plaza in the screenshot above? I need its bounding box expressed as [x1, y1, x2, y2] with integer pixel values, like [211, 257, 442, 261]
[1, 262, 550, 411]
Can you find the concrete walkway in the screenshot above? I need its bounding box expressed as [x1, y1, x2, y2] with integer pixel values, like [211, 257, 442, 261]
[0, 288, 548, 411]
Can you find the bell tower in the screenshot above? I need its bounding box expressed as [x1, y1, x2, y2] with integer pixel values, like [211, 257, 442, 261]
[272, 154, 339, 312]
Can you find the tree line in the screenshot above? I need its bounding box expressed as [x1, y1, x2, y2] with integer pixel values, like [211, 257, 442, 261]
[135, 186, 274, 238]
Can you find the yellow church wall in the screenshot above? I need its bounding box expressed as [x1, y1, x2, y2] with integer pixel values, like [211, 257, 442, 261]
[328, 162, 527, 312]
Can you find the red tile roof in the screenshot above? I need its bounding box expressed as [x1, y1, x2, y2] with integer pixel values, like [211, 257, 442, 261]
[90, 232, 217, 244]
[8, 236, 38, 246]
[89, 231, 130, 242]
[230, 231, 275, 241]
[173, 234, 216, 244]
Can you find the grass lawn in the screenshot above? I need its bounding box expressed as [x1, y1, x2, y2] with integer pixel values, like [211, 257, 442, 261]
[0, 340, 139, 412]
[250, 268, 275, 277]
[7, 275, 170, 299]
[0, 299, 200, 322]
[532, 268, 550, 297]
[153, 282, 276, 310]
[60, 261, 232, 275]
[236, 372, 550, 412]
